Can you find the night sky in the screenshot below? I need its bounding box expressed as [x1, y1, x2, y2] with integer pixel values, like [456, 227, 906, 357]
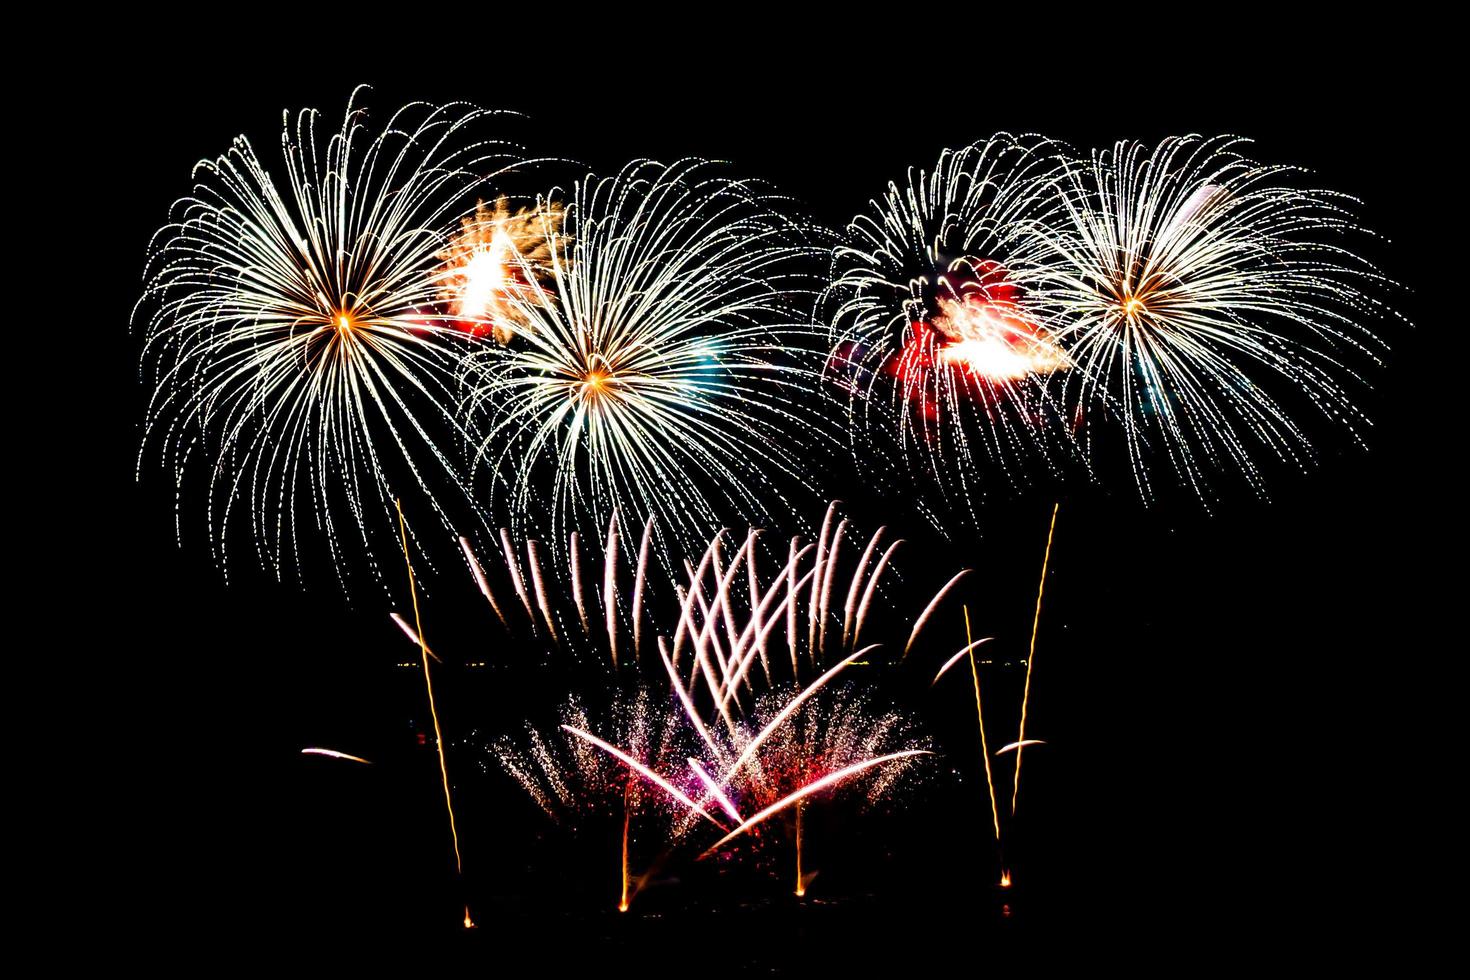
[62, 19, 1448, 968]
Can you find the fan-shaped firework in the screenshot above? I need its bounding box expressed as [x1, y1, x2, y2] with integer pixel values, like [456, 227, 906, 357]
[471, 506, 959, 902]
[492, 682, 928, 838]
[134, 90, 523, 589]
[824, 137, 1073, 523]
[462, 160, 832, 565]
[1027, 135, 1391, 498]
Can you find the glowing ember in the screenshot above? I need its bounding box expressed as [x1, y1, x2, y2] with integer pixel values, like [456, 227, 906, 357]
[437, 196, 563, 342]
[931, 294, 1069, 381]
[926, 260, 1066, 382]
[619, 787, 633, 912]
[1000, 871, 1012, 888]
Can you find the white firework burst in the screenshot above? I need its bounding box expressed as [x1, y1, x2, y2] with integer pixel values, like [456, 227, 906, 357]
[824, 136, 1074, 524]
[462, 159, 832, 563]
[1028, 134, 1393, 498]
[135, 89, 524, 590]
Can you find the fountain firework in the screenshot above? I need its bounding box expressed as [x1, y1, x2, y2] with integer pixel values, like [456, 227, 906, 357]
[473, 505, 970, 905]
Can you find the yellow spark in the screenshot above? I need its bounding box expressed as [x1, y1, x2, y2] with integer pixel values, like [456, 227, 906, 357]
[395, 499, 466, 894]
[795, 800, 806, 897]
[966, 604, 1001, 843]
[619, 783, 632, 912]
[1012, 502, 1059, 816]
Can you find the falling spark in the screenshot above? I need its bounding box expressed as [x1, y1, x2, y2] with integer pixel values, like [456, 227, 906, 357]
[853, 538, 903, 649]
[527, 539, 561, 646]
[1012, 503, 1058, 816]
[605, 516, 620, 667]
[570, 531, 589, 632]
[996, 740, 1046, 755]
[931, 637, 993, 686]
[842, 526, 886, 649]
[300, 748, 372, 764]
[389, 613, 443, 663]
[459, 536, 509, 628]
[633, 517, 654, 658]
[500, 527, 535, 623]
[904, 569, 971, 659]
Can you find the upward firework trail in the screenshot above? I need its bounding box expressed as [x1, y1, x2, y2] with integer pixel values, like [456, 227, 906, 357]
[462, 159, 835, 566]
[396, 502, 465, 878]
[134, 89, 524, 590]
[1012, 502, 1058, 815]
[1028, 135, 1393, 498]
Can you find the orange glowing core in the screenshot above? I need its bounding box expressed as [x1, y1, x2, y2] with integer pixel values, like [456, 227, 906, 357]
[437, 197, 564, 343]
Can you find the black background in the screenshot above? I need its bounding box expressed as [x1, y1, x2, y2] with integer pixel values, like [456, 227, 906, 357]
[49, 17, 1451, 969]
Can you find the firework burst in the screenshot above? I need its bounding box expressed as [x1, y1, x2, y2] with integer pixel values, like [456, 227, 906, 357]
[462, 160, 833, 566]
[1028, 135, 1393, 498]
[824, 137, 1073, 523]
[134, 89, 523, 590]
